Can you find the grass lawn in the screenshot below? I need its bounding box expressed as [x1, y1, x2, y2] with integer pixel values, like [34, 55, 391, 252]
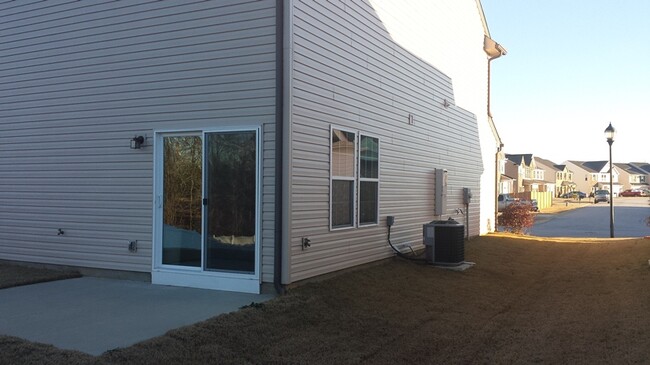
[0, 262, 80, 290]
[1, 235, 649, 364]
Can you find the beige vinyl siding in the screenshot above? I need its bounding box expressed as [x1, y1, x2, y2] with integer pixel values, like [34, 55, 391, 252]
[0, 0, 277, 280]
[288, 0, 482, 282]
[367, 0, 496, 235]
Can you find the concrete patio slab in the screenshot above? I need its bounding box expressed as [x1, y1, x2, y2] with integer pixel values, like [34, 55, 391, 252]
[0, 277, 274, 355]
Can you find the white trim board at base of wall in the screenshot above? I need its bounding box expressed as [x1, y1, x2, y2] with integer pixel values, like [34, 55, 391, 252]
[152, 270, 261, 294]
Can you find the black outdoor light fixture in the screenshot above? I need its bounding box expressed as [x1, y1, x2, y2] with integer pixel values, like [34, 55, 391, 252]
[604, 122, 615, 238]
[130, 135, 145, 149]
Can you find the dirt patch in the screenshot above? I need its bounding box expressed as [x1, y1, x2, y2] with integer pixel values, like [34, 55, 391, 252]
[1, 236, 649, 364]
[0, 262, 80, 290]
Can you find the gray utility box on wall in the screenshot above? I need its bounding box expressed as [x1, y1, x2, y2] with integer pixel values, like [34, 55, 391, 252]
[423, 218, 465, 265]
[434, 168, 447, 216]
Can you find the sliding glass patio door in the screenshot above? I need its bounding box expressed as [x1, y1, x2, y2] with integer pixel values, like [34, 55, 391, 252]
[154, 128, 260, 291]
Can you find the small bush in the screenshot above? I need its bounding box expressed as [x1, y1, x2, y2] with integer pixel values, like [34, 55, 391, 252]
[500, 203, 535, 234]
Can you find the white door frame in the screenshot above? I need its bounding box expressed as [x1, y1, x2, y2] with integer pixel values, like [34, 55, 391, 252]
[151, 126, 262, 293]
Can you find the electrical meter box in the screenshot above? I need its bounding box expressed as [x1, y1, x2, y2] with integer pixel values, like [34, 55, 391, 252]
[463, 187, 472, 204]
[434, 169, 448, 216]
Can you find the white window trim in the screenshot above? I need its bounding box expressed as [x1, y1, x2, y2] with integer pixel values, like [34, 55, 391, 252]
[358, 133, 380, 227]
[329, 127, 381, 230]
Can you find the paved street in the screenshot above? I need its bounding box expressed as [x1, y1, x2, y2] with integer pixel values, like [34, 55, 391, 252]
[530, 197, 650, 238]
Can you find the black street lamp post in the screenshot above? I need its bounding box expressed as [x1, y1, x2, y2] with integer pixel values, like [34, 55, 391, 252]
[604, 122, 616, 238]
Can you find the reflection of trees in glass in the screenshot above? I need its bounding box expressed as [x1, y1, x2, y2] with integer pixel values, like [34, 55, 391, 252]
[207, 132, 256, 237]
[360, 136, 378, 178]
[163, 136, 202, 233]
[359, 135, 379, 225]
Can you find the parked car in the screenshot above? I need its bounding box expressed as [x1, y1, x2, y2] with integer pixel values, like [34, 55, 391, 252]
[620, 189, 645, 197]
[594, 189, 610, 203]
[498, 193, 518, 212]
[498, 194, 538, 212]
[561, 191, 586, 199]
[516, 199, 538, 212]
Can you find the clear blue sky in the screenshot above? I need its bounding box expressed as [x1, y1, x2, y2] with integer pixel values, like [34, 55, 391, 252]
[482, 1, 649, 165]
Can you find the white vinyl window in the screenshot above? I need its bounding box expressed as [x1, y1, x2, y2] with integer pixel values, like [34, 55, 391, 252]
[330, 128, 380, 229]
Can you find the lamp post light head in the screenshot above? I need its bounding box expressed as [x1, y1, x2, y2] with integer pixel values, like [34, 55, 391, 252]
[604, 122, 615, 145]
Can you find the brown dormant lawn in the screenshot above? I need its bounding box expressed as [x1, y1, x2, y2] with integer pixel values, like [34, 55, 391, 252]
[1, 235, 649, 364]
[0, 262, 79, 290]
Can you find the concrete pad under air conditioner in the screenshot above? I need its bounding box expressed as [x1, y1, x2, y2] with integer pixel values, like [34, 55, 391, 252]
[431, 261, 476, 271]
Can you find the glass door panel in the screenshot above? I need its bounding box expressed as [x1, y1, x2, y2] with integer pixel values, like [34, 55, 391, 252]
[161, 135, 203, 267]
[204, 131, 257, 273]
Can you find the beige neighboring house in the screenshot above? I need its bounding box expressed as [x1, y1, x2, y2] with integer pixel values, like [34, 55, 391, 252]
[614, 163, 649, 191]
[630, 162, 650, 190]
[505, 154, 554, 193]
[535, 157, 575, 197]
[564, 161, 622, 196]
[553, 164, 576, 197]
[534, 157, 559, 197]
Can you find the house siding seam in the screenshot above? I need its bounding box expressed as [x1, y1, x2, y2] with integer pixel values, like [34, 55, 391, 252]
[0, 0, 277, 281]
[288, 0, 483, 283]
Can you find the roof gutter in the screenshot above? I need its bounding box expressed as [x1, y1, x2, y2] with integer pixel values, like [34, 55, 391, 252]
[484, 35, 507, 122]
[483, 30, 507, 232]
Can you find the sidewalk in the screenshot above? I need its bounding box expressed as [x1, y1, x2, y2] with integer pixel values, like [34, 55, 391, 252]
[539, 198, 592, 214]
[0, 277, 274, 355]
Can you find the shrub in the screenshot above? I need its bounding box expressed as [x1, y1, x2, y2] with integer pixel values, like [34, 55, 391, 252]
[500, 203, 535, 234]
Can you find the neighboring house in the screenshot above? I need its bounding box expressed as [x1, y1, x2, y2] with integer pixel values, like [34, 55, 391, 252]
[498, 158, 515, 195]
[499, 175, 515, 195]
[565, 161, 622, 196]
[552, 164, 576, 197]
[630, 162, 650, 189]
[505, 154, 530, 193]
[0, 1, 504, 293]
[614, 163, 649, 191]
[502, 159, 524, 193]
[630, 162, 650, 177]
[533, 157, 568, 197]
[505, 154, 554, 193]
